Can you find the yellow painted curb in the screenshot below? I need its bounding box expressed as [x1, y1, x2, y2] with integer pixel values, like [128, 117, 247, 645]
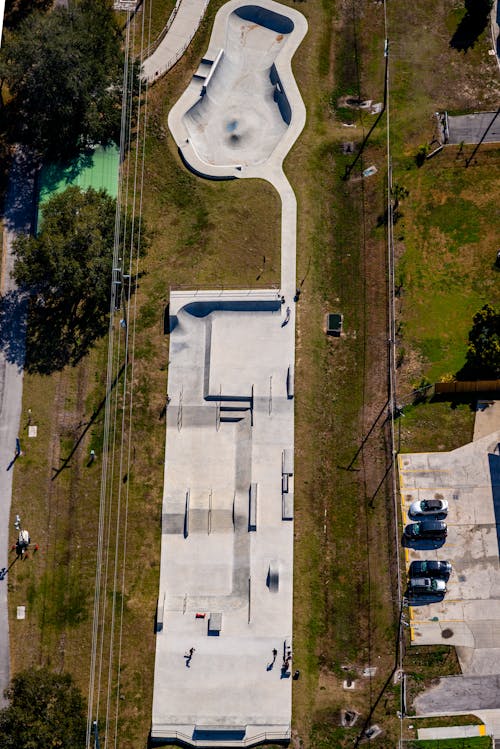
[410, 626, 415, 641]
[479, 724, 486, 736]
[409, 607, 414, 620]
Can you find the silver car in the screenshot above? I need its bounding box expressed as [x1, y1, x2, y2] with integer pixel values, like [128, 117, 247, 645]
[409, 498, 448, 516]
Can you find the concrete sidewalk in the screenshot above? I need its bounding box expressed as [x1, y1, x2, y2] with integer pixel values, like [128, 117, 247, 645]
[417, 723, 487, 740]
[0, 146, 36, 705]
[142, 0, 210, 82]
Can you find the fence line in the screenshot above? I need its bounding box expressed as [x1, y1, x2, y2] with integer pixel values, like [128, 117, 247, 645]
[435, 379, 500, 395]
[146, 0, 211, 80]
[143, 0, 183, 59]
[150, 729, 291, 746]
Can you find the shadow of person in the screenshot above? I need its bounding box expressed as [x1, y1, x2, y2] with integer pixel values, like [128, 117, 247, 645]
[6, 453, 19, 471]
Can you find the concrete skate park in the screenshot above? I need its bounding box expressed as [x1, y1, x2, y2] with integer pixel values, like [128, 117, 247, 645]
[151, 2, 307, 746]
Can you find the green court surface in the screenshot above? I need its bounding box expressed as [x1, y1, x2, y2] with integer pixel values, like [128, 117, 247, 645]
[37, 144, 120, 227]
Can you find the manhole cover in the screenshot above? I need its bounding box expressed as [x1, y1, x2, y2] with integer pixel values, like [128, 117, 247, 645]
[442, 628, 454, 639]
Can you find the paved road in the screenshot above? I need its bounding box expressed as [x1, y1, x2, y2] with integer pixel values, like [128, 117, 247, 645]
[0, 146, 37, 705]
[142, 0, 210, 82]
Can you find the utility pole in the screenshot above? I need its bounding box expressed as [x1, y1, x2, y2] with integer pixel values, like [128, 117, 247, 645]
[113, 261, 130, 328]
[92, 720, 100, 749]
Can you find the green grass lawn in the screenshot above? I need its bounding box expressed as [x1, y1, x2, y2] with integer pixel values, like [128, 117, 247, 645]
[396, 149, 500, 384]
[405, 737, 492, 748]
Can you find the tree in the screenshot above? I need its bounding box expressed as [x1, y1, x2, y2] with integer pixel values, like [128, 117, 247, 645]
[0, 668, 86, 749]
[0, 0, 126, 158]
[461, 304, 500, 379]
[4, 0, 52, 31]
[12, 186, 146, 373]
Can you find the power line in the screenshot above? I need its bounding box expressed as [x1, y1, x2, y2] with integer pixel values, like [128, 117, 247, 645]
[86, 1, 145, 744]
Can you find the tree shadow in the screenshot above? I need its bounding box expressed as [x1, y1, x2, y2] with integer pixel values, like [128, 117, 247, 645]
[450, 0, 493, 51]
[51, 362, 125, 480]
[22, 296, 109, 375]
[37, 150, 94, 203]
[0, 290, 28, 369]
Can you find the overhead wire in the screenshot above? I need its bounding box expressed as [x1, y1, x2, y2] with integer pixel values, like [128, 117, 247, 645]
[113, 2, 152, 743]
[102, 7, 137, 742]
[382, 0, 406, 744]
[86, 0, 143, 744]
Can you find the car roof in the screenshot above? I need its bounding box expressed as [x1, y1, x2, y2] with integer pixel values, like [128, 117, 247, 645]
[422, 499, 444, 508]
[419, 520, 446, 529]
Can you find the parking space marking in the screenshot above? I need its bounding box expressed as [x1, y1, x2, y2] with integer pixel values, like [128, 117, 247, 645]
[401, 486, 453, 491]
[397, 470, 451, 474]
[411, 618, 465, 624]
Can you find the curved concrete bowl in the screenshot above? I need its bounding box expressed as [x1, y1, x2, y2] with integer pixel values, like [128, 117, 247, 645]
[168, 0, 307, 180]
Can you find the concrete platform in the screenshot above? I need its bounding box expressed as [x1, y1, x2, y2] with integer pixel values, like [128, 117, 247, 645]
[446, 111, 500, 144]
[151, 290, 296, 746]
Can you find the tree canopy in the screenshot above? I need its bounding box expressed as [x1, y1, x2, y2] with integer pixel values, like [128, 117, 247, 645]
[0, 668, 86, 749]
[4, 0, 52, 31]
[461, 304, 500, 379]
[0, 0, 125, 158]
[13, 186, 146, 373]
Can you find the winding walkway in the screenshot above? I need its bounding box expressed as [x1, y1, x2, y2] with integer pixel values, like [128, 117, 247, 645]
[142, 0, 211, 82]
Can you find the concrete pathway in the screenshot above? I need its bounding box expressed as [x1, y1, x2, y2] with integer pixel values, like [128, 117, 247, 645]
[417, 724, 487, 740]
[0, 146, 36, 704]
[142, 0, 210, 82]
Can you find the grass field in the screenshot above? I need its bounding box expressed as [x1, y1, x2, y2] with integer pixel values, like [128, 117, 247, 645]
[396, 148, 500, 384]
[405, 737, 492, 749]
[7, 0, 500, 747]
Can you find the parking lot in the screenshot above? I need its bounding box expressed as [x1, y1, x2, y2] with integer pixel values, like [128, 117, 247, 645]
[398, 429, 500, 675]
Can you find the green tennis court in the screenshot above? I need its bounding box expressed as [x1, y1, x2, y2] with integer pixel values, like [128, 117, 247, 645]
[37, 144, 120, 227]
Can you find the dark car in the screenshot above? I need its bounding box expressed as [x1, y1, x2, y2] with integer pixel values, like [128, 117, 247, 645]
[404, 520, 447, 540]
[409, 560, 452, 577]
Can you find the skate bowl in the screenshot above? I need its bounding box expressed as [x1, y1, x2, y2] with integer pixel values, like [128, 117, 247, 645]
[168, 0, 307, 179]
